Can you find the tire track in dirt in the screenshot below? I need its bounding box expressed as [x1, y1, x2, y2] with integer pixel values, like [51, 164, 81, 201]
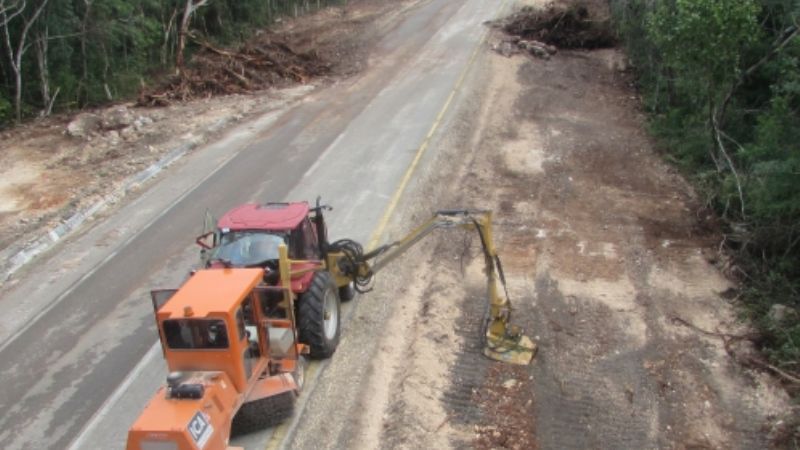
[510, 42, 784, 448]
[379, 248, 481, 449]
[456, 30, 789, 449]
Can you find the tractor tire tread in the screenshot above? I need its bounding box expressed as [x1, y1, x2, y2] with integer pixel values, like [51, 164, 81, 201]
[297, 272, 340, 359]
[231, 391, 295, 436]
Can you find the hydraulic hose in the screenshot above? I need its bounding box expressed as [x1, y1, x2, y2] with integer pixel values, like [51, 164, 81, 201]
[328, 239, 376, 293]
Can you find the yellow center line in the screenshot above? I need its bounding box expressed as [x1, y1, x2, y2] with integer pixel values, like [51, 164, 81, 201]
[264, 1, 509, 448]
[366, 23, 487, 250]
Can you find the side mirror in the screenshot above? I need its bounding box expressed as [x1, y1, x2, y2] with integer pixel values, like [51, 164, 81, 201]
[312, 196, 332, 213]
[196, 231, 215, 250]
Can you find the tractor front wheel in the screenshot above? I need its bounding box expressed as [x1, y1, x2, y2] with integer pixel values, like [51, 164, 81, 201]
[298, 271, 341, 359]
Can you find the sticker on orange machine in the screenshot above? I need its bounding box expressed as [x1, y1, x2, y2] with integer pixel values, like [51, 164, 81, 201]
[187, 411, 214, 449]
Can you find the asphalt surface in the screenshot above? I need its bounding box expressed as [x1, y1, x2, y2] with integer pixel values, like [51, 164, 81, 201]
[0, 0, 504, 448]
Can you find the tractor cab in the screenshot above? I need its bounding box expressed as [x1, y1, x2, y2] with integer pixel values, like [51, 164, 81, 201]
[198, 202, 325, 268]
[153, 269, 267, 391]
[127, 267, 304, 450]
[195, 199, 351, 361]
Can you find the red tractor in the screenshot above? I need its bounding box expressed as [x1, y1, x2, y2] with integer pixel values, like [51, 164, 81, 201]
[196, 199, 354, 359]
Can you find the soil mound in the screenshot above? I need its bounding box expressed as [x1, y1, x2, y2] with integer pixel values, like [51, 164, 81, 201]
[502, 2, 616, 50]
[139, 33, 331, 106]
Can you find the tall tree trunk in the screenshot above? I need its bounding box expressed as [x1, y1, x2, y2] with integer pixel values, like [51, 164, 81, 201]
[79, 0, 92, 106]
[1, 9, 22, 122]
[161, 7, 178, 65]
[1, 0, 50, 122]
[0, 1, 24, 28]
[13, 62, 20, 120]
[176, 0, 209, 75]
[35, 27, 51, 114]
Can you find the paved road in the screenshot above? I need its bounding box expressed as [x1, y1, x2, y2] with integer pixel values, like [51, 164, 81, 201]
[0, 0, 504, 448]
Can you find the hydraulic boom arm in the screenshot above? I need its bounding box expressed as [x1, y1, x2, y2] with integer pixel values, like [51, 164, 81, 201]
[330, 210, 537, 365]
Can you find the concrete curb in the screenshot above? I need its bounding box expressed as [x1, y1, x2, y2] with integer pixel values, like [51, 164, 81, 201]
[0, 118, 233, 284]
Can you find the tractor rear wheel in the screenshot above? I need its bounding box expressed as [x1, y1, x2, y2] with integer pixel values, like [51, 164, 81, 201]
[231, 391, 295, 436]
[297, 271, 341, 359]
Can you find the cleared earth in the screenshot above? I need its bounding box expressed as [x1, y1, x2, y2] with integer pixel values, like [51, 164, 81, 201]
[279, 2, 791, 449]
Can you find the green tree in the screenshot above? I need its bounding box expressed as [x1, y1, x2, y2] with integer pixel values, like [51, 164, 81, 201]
[648, 0, 760, 218]
[0, 0, 344, 126]
[1, 0, 51, 121]
[611, 0, 800, 370]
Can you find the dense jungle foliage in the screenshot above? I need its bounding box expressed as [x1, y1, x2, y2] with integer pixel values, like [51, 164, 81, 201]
[610, 0, 800, 370]
[0, 0, 342, 125]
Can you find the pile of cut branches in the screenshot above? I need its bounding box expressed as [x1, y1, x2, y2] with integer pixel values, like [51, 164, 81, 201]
[139, 33, 331, 106]
[498, 1, 617, 50]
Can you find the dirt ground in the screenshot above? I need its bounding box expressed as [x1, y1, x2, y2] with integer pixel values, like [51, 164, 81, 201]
[449, 43, 790, 448]
[286, 1, 793, 449]
[0, 0, 417, 281]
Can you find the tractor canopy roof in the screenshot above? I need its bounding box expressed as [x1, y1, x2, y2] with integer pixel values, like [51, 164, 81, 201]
[217, 202, 309, 231]
[159, 268, 262, 319]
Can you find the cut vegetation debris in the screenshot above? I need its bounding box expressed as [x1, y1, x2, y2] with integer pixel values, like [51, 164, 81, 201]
[493, 1, 617, 50]
[139, 34, 331, 106]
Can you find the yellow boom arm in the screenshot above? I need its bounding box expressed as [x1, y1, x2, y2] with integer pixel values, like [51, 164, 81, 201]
[330, 210, 537, 365]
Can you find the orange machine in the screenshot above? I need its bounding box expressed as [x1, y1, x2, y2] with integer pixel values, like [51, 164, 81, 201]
[126, 248, 305, 450]
[127, 206, 537, 449]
